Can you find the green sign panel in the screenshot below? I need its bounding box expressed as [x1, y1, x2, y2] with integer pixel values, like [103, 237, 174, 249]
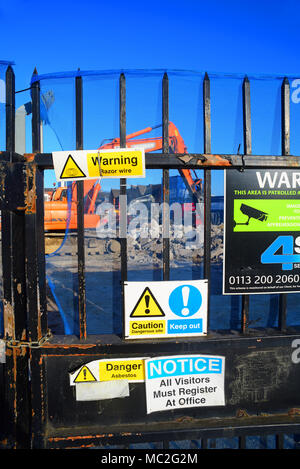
[233, 199, 300, 232]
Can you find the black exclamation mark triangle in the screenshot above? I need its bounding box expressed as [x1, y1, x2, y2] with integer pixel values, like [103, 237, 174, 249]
[145, 294, 150, 314]
[130, 287, 165, 317]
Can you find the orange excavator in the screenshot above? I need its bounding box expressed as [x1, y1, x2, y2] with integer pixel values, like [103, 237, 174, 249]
[44, 122, 202, 234]
[99, 121, 203, 200]
[44, 179, 101, 232]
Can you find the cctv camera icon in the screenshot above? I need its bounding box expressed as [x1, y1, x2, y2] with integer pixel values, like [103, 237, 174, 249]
[233, 203, 268, 228]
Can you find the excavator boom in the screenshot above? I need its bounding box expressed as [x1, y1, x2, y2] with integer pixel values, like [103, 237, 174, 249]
[99, 121, 203, 200]
[45, 121, 202, 235]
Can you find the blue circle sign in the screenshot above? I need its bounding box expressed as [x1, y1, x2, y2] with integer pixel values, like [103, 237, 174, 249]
[168, 284, 202, 318]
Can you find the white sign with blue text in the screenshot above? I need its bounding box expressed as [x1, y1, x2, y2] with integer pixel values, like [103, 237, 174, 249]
[145, 355, 225, 414]
[123, 280, 208, 340]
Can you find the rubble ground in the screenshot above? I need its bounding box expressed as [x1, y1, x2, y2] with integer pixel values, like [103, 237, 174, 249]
[45, 223, 224, 272]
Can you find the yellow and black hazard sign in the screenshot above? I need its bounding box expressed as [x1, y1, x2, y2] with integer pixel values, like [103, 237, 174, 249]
[74, 365, 97, 383]
[60, 154, 86, 179]
[130, 287, 165, 318]
[87, 149, 144, 178]
[53, 148, 145, 182]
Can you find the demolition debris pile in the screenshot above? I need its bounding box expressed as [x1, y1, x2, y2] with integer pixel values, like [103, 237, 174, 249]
[45, 222, 224, 271]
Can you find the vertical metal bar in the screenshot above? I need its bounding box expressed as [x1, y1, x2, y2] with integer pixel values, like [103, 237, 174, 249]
[281, 77, 290, 157]
[29, 348, 45, 448]
[32, 68, 41, 153]
[201, 438, 208, 449]
[162, 72, 170, 281]
[239, 435, 246, 449]
[29, 69, 41, 342]
[2, 66, 13, 339]
[203, 73, 211, 327]
[243, 77, 252, 155]
[209, 438, 216, 449]
[119, 73, 127, 337]
[241, 76, 252, 333]
[6, 65, 26, 339]
[28, 69, 49, 449]
[27, 68, 47, 341]
[119, 73, 127, 282]
[3, 65, 30, 448]
[6, 65, 15, 154]
[75, 74, 87, 340]
[276, 433, 284, 449]
[237, 76, 252, 450]
[279, 77, 290, 331]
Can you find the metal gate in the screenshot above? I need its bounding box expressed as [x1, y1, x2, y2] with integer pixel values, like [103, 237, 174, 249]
[1, 65, 300, 450]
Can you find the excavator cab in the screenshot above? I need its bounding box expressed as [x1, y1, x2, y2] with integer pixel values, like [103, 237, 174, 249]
[99, 121, 203, 203]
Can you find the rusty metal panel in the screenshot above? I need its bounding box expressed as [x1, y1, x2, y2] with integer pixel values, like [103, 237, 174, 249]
[29, 332, 300, 448]
[0, 363, 5, 446]
[0, 159, 27, 211]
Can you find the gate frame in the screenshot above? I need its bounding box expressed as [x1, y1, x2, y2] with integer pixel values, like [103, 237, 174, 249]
[2, 66, 300, 449]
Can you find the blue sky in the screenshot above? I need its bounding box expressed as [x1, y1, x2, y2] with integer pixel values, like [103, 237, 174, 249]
[1, 0, 300, 194]
[2, 0, 300, 84]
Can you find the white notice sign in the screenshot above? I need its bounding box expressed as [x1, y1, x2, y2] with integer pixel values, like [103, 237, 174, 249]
[145, 354, 225, 414]
[124, 280, 208, 340]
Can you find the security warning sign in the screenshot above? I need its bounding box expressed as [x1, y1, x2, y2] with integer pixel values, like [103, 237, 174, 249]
[124, 280, 208, 340]
[223, 169, 300, 294]
[145, 355, 225, 414]
[53, 148, 145, 182]
[98, 358, 145, 382]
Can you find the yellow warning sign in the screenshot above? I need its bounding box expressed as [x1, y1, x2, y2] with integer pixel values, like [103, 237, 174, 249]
[53, 149, 145, 182]
[74, 365, 97, 383]
[99, 359, 145, 382]
[130, 287, 165, 318]
[60, 155, 86, 179]
[130, 320, 165, 336]
[87, 149, 145, 178]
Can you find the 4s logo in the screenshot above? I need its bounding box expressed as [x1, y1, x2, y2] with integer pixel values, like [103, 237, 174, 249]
[261, 235, 300, 270]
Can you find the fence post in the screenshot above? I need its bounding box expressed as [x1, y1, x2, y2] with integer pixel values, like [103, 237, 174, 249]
[241, 76, 252, 334]
[1, 65, 30, 448]
[203, 72, 211, 325]
[26, 68, 47, 342]
[162, 72, 170, 281]
[75, 73, 87, 339]
[278, 77, 290, 332]
[119, 73, 127, 281]
[119, 73, 127, 337]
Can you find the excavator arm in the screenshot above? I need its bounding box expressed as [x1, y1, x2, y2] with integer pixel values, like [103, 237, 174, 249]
[99, 121, 203, 201]
[45, 122, 201, 234]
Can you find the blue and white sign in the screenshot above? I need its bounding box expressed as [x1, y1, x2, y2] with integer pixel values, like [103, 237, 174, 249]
[124, 279, 208, 340]
[169, 284, 203, 318]
[145, 354, 225, 413]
